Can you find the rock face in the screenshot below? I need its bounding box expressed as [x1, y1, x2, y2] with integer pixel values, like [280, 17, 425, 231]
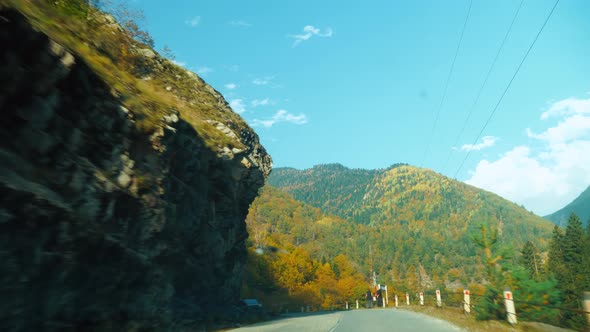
[0, 9, 271, 331]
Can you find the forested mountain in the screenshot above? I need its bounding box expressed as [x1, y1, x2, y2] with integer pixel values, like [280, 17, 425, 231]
[269, 163, 396, 221]
[545, 186, 590, 227]
[264, 164, 555, 288]
[243, 185, 590, 329]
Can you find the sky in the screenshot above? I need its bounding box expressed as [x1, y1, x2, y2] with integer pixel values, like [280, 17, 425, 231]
[131, 0, 590, 216]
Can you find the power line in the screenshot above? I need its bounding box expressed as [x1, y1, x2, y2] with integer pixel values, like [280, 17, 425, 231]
[453, 0, 560, 180]
[442, 0, 525, 173]
[420, 0, 473, 168]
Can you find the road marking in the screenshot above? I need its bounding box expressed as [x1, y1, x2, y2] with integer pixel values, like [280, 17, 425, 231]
[329, 313, 342, 332]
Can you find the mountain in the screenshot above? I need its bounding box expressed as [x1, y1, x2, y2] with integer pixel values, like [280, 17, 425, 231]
[269, 163, 399, 222]
[545, 186, 590, 227]
[0, 2, 270, 330]
[266, 164, 555, 288]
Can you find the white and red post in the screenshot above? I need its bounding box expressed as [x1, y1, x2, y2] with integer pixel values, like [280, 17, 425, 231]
[463, 289, 470, 314]
[503, 289, 517, 325]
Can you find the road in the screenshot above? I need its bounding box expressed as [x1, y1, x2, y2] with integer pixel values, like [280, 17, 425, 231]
[229, 309, 464, 332]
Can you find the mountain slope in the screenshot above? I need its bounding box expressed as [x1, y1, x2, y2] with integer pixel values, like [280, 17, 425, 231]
[269, 163, 404, 223]
[267, 164, 555, 287]
[243, 186, 370, 311]
[545, 186, 590, 227]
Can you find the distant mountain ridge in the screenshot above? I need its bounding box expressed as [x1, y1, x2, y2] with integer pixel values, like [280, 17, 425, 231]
[545, 186, 590, 227]
[269, 163, 405, 223]
[267, 163, 555, 287]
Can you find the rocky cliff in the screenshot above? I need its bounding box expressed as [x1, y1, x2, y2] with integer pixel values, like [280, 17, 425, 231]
[0, 6, 271, 331]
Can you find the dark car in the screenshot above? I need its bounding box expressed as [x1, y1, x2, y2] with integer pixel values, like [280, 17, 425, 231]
[240, 299, 263, 308]
[237, 299, 267, 322]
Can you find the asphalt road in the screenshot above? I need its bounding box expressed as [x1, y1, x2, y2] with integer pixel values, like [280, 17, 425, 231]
[230, 309, 464, 332]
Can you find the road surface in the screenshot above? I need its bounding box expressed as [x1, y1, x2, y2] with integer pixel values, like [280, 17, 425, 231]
[230, 309, 464, 332]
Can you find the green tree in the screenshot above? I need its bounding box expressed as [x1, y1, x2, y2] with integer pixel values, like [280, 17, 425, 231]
[584, 221, 590, 290]
[520, 241, 541, 279]
[508, 266, 561, 325]
[471, 224, 512, 321]
[547, 225, 565, 278]
[559, 214, 588, 330]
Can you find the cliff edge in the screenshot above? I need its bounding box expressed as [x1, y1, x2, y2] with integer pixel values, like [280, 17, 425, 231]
[0, 4, 271, 331]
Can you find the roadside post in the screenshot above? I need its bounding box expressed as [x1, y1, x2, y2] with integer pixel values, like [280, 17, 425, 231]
[395, 294, 398, 307]
[406, 293, 410, 305]
[503, 289, 517, 325]
[377, 284, 388, 307]
[356, 299, 359, 309]
[419, 292, 424, 306]
[463, 289, 470, 314]
[436, 289, 442, 308]
[346, 302, 349, 310]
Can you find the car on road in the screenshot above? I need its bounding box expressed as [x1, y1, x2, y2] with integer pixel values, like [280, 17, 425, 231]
[237, 299, 267, 322]
[240, 299, 263, 308]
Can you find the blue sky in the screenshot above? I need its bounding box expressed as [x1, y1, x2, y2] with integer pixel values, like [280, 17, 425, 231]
[132, 0, 590, 215]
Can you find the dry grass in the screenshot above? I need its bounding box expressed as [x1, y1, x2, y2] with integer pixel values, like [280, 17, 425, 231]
[402, 306, 515, 331]
[401, 305, 570, 332]
[2, 0, 245, 149]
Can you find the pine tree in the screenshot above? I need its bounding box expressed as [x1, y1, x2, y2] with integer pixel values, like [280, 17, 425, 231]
[547, 225, 564, 279]
[471, 224, 511, 321]
[520, 241, 541, 279]
[584, 222, 590, 291]
[559, 213, 587, 330]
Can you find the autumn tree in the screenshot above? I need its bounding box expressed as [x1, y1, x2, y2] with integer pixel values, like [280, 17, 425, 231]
[160, 45, 175, 61]
[88, 0, 154, 47]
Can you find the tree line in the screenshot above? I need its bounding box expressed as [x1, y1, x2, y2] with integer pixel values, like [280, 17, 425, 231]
[474, 213, 589, 331]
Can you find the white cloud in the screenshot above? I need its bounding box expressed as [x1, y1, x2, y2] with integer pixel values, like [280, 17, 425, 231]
[230, 20, 251, 27]
[251, 110, 307, 128]
[185, 16, 201, 27]
[252, 76, 274, 85]
[289, 25, 333, 47]
[196, 67, 213, 76]
[527, 114, 590, 143]
[171, 60, 186, 67]
[229, 99, 246, 114]
[465, 95, 590, 215]
[541, 97, 590, 119]
[251, 98, 270, 107]
[459, 136, 498, 151]
[224, 83, 237, 90]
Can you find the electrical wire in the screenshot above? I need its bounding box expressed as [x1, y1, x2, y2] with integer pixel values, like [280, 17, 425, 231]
[442, 0, 525, 173]
[420, 0, 473, 168]
[453, 0, 561, 179]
